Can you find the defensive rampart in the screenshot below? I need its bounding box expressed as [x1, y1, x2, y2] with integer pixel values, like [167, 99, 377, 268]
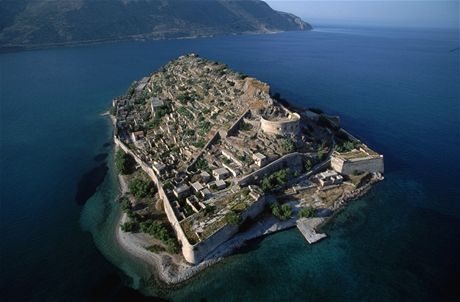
[115, 136, 268, 264]
[238, 152, 305, 186]
[331, 152, 384, 175]
[260, 112, 300, 136]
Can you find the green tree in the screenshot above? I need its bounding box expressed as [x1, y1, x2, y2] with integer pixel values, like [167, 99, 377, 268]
[280, 203, 292, 219]
[195, 157, 209, 171]
[129, 178, 156, 198]
[261, 176, 274, 192]
[139, 219, 179, 254]
[115, 149, 133, 174]
[299, 207, 316, 218]
[119, 196, 131, 213]
[239, 121, 253, 131]
[282, 138, 296, 153]
[304, 159, 313, 171]
[270, 202, 292, 220]
[336, 141, 357, 153]
[224, 211, 241, 225]
[121, 221, 137, 232]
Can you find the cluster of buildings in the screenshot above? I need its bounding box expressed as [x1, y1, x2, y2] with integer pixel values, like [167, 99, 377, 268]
[112, 54, 384, 264]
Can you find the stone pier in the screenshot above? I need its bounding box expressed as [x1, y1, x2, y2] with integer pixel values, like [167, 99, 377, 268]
[296, 218, 327, 244]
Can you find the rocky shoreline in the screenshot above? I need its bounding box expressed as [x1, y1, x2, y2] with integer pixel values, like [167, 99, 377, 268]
[113, 156, 383, 288]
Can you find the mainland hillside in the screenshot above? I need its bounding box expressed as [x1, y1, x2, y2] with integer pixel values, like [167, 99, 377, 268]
[0, 0, 311, 49]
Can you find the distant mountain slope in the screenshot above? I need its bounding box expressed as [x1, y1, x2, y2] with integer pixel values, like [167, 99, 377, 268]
[0, 0, 311, 49]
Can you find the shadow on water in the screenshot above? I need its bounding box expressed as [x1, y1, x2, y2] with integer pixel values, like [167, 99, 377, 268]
[103, 142, 112, 148]
[90, 273, 168, 302]
[75, 162, 109, 205]
[94, 153, 109, 162]
[232, 236, 266, 256]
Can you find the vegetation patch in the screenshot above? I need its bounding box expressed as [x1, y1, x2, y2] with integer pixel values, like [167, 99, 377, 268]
[129, 178, 156, 198]
[282, 138, 296, 153]
[260, 168, 292, 192]
[239, 121, 253, 131]
[115, 149, 135, 175]
[299, 207, 316, 218]
[224, 210, 241, 225]
[270, 202, 292, 220]
[336, 140, 359, 153]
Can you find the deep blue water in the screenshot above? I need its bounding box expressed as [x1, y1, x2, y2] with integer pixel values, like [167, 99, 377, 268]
[1, 27, 459, 301]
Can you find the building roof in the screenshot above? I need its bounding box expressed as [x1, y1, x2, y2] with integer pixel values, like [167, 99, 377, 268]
[253, 152, 266, 160]
[191, 181, 204, 192]
[200, 170, 210, 178]
[151, 97, 165, 108]
[215, 179, 226, 187]
[317, 170, 340, 179]
[174, 184, 190, 194]
[201, 188, 211, 196]
[212, 167, 229, 176]
[152, 162, 166, 171]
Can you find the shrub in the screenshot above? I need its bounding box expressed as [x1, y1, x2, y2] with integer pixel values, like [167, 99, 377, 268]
[239, 121, 253, 131]
[336, 141, 357, 153]
[129, 178, 156, 198]
[177, 93, 192, 104]
[120, 221, 137, 232]
[184, 128, 195, 137]
[139, 219, 179, 254]
[282, 138, 296, 153]
[198, 121, 211, 136]
[119, 196, 131, 213]
[224, 211, 241, 225]
[193, 139, 205, 149]
[195, 157, 209, 171]
[163, 181, 173, 190]
[304, 159, 313, 171]
[177, 107, 194, 119]
[299, 207, 316, 218]
[115, 150, 134, 175]
[270, 202, 292, 220]
[260, 168, 291, 192]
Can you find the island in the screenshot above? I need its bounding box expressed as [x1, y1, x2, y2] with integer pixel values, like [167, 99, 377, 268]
[109, 54, 384, 286]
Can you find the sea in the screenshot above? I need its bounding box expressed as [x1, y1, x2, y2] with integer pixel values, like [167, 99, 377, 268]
[1, 26, 459, 302]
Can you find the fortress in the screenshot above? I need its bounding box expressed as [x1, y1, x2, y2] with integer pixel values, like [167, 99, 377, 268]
[260, 112, 301, 136]
[111, 54, 384, 266]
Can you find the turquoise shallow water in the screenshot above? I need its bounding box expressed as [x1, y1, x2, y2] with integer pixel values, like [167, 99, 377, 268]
[1, 26, 459, 301]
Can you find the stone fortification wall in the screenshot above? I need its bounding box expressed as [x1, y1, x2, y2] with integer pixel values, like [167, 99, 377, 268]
[187, 131, 220, 172]
[331, 154, 384, 175]
[190, 194, 267, 263]
[114, 136, 198, 263]
[225, 110, 250, 137]
[260, 113, 300, 136]
[191, 223, 239, 262]
[238, 152, 305, 186]
[115, 136, 270, 264]
[241, 195, 267, 220]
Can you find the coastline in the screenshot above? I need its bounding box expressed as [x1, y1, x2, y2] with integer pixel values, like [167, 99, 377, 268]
[113, 154, 383, 288]
[104, 57, 383, 288]
[0, 29, 303, 54]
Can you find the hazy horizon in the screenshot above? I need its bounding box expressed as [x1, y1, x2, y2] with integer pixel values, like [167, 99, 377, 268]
[267, 0, 459, 29]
